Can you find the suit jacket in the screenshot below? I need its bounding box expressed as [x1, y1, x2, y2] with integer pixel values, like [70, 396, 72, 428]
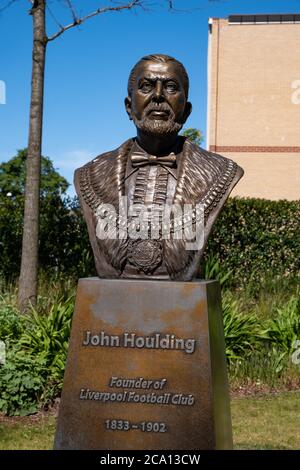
[74, 137, 244, 281]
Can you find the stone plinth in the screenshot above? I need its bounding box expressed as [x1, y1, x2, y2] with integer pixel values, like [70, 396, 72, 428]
[54, 278, 232, 450]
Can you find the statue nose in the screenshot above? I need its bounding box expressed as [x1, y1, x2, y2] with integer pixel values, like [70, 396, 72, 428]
[153, 81, 164, 101]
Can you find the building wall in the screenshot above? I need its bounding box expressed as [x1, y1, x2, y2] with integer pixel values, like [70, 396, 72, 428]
[207, 17, 300, 200]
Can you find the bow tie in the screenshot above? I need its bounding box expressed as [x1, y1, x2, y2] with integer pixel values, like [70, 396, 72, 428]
[131, 151, 177, 168]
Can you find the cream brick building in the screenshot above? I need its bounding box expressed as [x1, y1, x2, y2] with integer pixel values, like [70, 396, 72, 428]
[207, 14, 300, 200]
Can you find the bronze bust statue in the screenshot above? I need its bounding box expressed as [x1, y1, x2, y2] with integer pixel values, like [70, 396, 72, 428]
[74, 54, 244, 281]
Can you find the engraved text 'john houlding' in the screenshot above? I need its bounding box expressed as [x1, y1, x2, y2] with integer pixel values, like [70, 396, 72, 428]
[82, 331, 196, 354]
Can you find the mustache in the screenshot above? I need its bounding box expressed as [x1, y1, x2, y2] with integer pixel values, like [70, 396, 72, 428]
[143, 102, 174, 117]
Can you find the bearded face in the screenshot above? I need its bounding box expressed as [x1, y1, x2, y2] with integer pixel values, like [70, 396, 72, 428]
[125, 60, 191, 138]
[131, 101, 184, 136]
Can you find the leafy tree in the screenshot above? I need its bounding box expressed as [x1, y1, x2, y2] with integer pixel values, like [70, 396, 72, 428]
[181, 128, 204, 146]
[0, 149, 68, 198]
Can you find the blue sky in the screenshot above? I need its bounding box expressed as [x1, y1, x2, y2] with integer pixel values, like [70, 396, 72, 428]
[1, 0, 300, 194]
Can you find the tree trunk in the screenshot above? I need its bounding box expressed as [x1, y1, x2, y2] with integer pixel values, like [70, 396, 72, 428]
[18, 0, 47, 313]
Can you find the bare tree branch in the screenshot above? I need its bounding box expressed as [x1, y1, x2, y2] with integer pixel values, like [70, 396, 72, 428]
[47, 4, 63, 30]
[0, 0, 19, 13]
[64, 0, 77, 23]
[47, 0, 145, 42]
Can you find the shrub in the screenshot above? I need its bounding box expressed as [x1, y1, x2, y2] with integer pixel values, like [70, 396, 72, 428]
[222, 293, 266, 364]
[0, 296, 74, 415]
[206, 197, 300, 288]
[203, 255, 232, 286]
[265, 292, 300, 353]
[0, 298, 24, 341]
[0, 193, 94, 281]
[0, 348, 47, 416]
[227, 291, 300, 386]
[229, 346, 290, 387]
[20, 296, 74, 381]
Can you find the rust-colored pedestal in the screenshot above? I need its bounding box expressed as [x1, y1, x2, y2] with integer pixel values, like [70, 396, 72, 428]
[54, 278, 232, 450]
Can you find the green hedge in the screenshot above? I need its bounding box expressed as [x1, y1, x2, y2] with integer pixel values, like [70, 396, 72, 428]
[206, 197, 300, 285]
[0, 195, 95, 280]
[0, 196, 299, 284]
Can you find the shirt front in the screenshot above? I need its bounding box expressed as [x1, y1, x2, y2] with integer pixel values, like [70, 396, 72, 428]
[122, 139, 181, 278]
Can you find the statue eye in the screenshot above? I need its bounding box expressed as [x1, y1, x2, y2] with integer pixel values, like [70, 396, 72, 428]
[140, 82, 153, 93]
[165, 82, 178, 93]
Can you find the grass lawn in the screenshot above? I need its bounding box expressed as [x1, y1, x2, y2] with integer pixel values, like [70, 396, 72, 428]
[0, 415, 57, 450]
[232, 391, 300, 450]
[0, 391, 299, 450]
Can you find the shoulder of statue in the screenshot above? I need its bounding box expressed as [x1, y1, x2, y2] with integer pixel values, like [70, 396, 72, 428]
[175, 139, 244, 217]
[74, 138, 134, 210]
[74, 138, 133, 176]
[199, 145, 243, 177]
[184, 139, 243, 176]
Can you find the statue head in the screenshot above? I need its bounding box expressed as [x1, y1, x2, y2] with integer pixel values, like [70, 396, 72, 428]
[125, 54, 192, 137]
